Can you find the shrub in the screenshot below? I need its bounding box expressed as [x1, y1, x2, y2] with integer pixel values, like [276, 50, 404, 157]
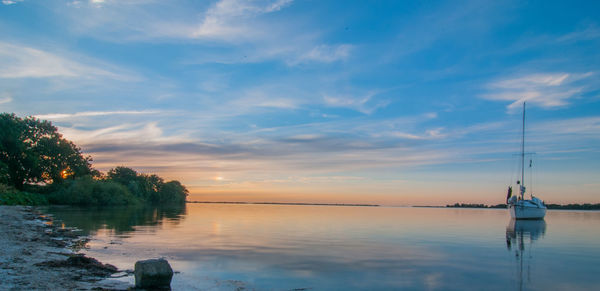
[0, 184, 49, 205]
[158, 181, 188, 204]
[48, 177, 138, 206]
[106, 167, 188, 204]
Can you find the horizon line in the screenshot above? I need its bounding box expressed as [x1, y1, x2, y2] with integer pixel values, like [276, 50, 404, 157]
[186, 201, 381, 207]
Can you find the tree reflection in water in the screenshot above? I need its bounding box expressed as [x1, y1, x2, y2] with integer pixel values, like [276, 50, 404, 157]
[44, 204, 187, 236]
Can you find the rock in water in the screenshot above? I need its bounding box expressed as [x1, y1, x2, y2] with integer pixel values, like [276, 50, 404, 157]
[134, 258, 174, 289]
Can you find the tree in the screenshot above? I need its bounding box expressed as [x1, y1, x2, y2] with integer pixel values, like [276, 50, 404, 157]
[139, 174, 164, 203]
[0, 113, 93, 189]
[106, 166, 188, 204]
[37, 133, 94, 184]
[107, 166, 138, 186]
[158, 180, 188, 204]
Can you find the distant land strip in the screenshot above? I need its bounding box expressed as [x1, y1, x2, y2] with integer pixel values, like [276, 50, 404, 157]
[442, 203, 600, 210]
[187, 201, 380, 207]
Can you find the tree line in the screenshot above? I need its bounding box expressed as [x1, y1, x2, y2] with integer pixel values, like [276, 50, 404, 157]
[446, 202, 600, 210]
[0, 113, 187, 206]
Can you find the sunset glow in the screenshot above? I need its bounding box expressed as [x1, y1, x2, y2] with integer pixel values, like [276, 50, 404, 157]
[1, 1, 599, 205]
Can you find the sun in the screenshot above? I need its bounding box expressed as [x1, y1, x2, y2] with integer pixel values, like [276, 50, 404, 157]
[214, 176, 224, 181]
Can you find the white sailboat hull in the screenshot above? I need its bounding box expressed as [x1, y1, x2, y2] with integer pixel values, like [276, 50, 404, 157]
[508, 202, 546, 219]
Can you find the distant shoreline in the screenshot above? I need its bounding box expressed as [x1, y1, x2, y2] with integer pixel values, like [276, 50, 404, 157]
[434, 203, 600, 210]
[187, 201, 380, 207]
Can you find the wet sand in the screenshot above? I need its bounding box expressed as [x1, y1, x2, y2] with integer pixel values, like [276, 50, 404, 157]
[0, 206, 129, 290]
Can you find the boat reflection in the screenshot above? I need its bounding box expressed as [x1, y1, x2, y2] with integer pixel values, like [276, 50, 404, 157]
[505, 219, 546, 291]
[506, 219, 546, 250]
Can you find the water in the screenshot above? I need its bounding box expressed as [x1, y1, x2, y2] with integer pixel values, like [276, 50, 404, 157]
[44, 204, 600, 290]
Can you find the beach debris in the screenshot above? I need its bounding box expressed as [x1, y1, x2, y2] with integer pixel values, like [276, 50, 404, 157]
[134, 258, 173, 289]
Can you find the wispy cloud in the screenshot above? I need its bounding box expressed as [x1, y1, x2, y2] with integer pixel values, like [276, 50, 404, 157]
[192, 0, 294, 41]
[0, 92, 12, 105]
[0, 42, 139, 81]
[54, 113, 456, 178]
[61, 122, 172, 145]
[229, 86, 301, 110]
[61, 0, 294, 42]
[289, 44, 352, 65]
[533, 116, 600, 136]
[2, 0, 24, 5]
[323, 91, 390, 114]
[34, 110, 160, 120]
[557, 25, 600, 43]
[57, 0, 354, 66]
[482, 72, 595, 110]
[391, 128, 447, 140]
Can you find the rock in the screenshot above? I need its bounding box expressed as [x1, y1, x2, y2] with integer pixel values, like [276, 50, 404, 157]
[134, 258, 173, 289]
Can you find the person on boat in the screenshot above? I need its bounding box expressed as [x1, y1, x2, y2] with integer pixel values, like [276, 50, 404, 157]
[506, 186, 512, 203]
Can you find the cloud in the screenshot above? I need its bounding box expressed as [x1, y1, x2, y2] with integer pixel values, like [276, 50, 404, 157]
[54, 115, 456, 180]
[391, 128, 447, 140]
[62, 0, 295, 42]
[290, 44, 352, 65]
[2, 0, 24, 5]
[230, 87, 301, 110]
[0, 93, 12, 105]
[60, 122, 189, 147]
[192, 0, 294, 41]
[34, 110, 160, 120]
[482, 72, 595, 110]
[557, 25, 600, 43]
[0, 42, 138, 81]
[533, 116, 600, 136]
[57, 0, 352, 66]
[323, 91, 390, 114]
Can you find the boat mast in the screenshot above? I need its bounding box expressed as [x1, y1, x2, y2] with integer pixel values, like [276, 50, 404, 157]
[521, 102, 526, 199]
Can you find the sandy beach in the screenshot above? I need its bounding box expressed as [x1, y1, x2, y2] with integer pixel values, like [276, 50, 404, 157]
[0, 206, 129, 290]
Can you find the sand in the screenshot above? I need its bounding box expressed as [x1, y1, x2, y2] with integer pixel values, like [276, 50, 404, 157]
[0, 205, 130, 290]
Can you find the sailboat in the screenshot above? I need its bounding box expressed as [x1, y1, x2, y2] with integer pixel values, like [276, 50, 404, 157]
[506, 102, 546, 219]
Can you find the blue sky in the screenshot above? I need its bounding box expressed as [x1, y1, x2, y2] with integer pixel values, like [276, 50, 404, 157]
[1, 0, 599, 205]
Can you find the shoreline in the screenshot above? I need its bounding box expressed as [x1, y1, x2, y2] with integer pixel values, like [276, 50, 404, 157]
[0, 205, 130, 290]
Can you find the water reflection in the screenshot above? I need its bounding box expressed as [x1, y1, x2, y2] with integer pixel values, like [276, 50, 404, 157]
[44, 204, 186, 236]
[505, 219, 546, 291]
[41, 205, 600, 290]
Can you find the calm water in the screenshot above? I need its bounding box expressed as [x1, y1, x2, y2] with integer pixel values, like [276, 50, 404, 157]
[45, 204, 600, 290]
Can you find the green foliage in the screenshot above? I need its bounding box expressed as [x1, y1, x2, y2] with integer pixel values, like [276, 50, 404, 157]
[48, 176, 138, 206]
[106, 166, 188, 204]
[446, 203, 507, 208]
[0, 113, 93, 189]
[158, 180, 188, 204]
[107, 166, 138, 186]
[48, 168, 188, 206]
[546, 203, 600, 210]
[1, 113, 189, 206]
[0, 184, 48, 205]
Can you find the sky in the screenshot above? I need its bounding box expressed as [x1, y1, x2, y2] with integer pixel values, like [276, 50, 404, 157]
[1, 0, 599, 205]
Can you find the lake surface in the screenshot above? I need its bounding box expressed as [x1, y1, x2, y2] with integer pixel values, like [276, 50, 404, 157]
[45, 204, 600, 290]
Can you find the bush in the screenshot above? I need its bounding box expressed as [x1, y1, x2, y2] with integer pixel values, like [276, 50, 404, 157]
[158, 181, 188, 204]
[107, 167, 188, 205]
[48, 177, 138, 206]
[0, 184, 49, 205]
